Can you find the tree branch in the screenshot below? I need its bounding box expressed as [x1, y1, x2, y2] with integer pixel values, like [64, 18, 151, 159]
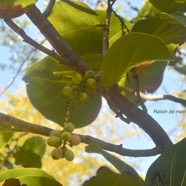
[26, 5, 91, 73]
[131, 68, 147, 112]
[4, 19, 61, 61]
[0, 112, 163, 157]
[102, 0, 114, 56]
[43, 0, 56, 17]
[108, 85, 173, 149]
[119, 86, 186, 105]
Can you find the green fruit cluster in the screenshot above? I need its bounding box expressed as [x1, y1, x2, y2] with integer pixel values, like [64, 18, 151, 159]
[47, 125, 81, 161]
[62, 71, 100, 127]
[62, 71, 100, 99]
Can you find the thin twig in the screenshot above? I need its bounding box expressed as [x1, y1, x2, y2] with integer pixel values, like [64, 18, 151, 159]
[0, 112, 163, 157]
[43, 0, 56, 17]
[102, 0, 116, 56]
[112, 9, 130, 35]
[131, 68, 147, 112]
[119, 86, 186, 106]
[4, 19, 61, 61]
[101, 0, 116, 74]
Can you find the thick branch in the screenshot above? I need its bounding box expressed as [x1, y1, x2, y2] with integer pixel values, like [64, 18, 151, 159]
[108, 86, 173, 149]
[0, 112, 162, 157]
[26, 5, 91, 74]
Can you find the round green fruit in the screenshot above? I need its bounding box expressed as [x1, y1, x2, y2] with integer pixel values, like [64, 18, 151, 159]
[86, 78, 97, 90]
[94, 74, 101, 82]
[70, 135, 81, 146]
[50, 130, 62, 137]
[64, 122, 75, 133]
[64, 149, 74, 161]
[51, 148, 63, 160]
[62, 85, 73, 96]
[85, 70, 94, 79]
[61, 131, 72, 142]
[78, 92, 88, 102]
[72, 73, 82, 85]
[47, 136, 62, 148]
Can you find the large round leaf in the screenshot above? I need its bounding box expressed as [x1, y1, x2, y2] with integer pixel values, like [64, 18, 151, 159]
[0, 168, 62, 186]
[149, 0, 186, 13]
[145, 138, 186, 186]
[132, 13, 186, 45]
[100, 32, 174, 88]
[23, 56, 102, 128]
[83, 166, 143, 186]
[13, 136, 46, 168]
[48, 0, 103, 55]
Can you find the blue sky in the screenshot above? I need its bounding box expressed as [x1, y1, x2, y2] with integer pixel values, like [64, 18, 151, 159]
[0, 0, 185, 180]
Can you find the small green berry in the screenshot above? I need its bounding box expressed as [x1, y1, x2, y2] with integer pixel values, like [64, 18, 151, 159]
[85, 70, 94, 79]
[62, 85, 73, 96]
[70, 135, 81, 146]
[64, 149, 74, 161]
[64, 122, 75, 132]
[51, 148, 63, 160]
[78, 92, 88, 102]
[61, 131, 72, 142]
[94, 74, 101, 82]
[72, 73, 82, 85]
[47, 136, 62, 148]
[86, 78, 97, 90]
[50, 130, 62, 137]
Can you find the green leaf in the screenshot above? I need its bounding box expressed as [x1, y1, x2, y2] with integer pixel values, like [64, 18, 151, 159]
[100, 32, 174, 88]
[13, 136, 46, 168]
[132, 13, 186, 45]
[0, 123, 13, 149]
[48, 0, 103, 55]
[99, 149, 141, 178]
[23, 56, 102, 128]
[145, 138, 186, 186]
[83, 166, 144, 186]
[85, 145, 144, 185]
[0, 168, 62, 186]
[149, 0, 186, 13]
[85, 144, 101, 153]
[81, 53, 102, 72]
[14, 150, 42, 168]
[21, 136, 46, 158]
[133, 2, 160, 22]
